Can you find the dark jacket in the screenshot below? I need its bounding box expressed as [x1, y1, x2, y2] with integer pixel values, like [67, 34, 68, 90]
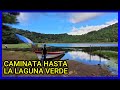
[43, 47, 47, 55]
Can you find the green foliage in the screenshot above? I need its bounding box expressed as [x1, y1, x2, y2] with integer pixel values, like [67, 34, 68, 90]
[2, 12, 19, 24]
[2, 23, 118, 44]
[92, 50, 118, 63]
[2, 12, 20, 32]
[2, 43, 31, 48]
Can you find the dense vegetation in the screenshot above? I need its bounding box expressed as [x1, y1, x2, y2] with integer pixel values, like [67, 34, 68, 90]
[75, 23, 118, 43]
[2, 12, 20, 44]
[2, 23, 118, 44]
[2, 12, 118, 44]
[2, 12, 19, 30]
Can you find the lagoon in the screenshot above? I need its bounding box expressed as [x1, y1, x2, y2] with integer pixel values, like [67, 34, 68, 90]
[2, 43, 118, 75]
[44, 43, 118, 75]
[61, 51, 118, 75]
[46, 43, 118, 47]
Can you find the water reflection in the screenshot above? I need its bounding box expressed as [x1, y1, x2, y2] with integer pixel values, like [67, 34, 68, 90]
[47, 43, 118, 47]
[61, 51, 118, 75]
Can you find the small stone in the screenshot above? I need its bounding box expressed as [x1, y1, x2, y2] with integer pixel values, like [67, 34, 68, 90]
[69, 71, 74, 75]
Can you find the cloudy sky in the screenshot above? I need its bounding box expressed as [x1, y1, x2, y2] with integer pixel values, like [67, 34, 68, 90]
[10, 12, 118, 35]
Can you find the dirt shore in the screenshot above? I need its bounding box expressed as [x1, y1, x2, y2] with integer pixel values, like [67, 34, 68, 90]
[2, 50, 115, 77]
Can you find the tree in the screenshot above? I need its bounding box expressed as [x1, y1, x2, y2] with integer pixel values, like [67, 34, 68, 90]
[2, 12, 20, 30]
[2, 12, 20, 44]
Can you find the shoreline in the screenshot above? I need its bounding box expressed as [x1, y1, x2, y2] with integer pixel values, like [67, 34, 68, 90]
[2, 50, 116, 77]
[2, 44, 118, 76]
[2, 60, 115, 77]
[92, 50, 118, 64]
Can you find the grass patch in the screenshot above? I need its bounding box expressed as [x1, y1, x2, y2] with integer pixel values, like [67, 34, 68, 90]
[92, 50, 118, 63]
[2, 50, 38, 60]
[2, 43, 42, 48]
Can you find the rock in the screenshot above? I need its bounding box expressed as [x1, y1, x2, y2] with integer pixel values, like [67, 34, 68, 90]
[91, 73, 96, 76]
[69, 71, 74, 75]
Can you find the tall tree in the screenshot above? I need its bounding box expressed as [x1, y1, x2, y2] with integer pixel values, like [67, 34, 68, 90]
[2, 12, 20, 44]
[2, 12, 20, 30]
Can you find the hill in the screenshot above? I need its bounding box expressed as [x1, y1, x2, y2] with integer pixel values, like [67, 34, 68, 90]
[2, 23, 118, 44]
[74, 23, 118, 42]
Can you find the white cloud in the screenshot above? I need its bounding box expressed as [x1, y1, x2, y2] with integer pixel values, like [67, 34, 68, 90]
[68, 51, 107, 62]
[17, 13, 29, 22]
[69, 12, 104, 23]
[17, 12, 106, 25]
[105, 19, 118, 25]
[17, 12, 45, 26]
[68, 19, 118, 35]
[17, 12, 45, 23]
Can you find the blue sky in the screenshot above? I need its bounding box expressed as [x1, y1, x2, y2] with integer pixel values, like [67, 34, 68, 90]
[10, 12, 118, 35]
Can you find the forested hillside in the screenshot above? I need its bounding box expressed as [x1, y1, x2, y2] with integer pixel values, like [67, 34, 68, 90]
[74, 23, 118, 42]
[2, 23, 118, 44]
